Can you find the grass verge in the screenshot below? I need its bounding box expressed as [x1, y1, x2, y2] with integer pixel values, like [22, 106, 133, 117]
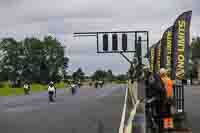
[0, 82, 67, 96]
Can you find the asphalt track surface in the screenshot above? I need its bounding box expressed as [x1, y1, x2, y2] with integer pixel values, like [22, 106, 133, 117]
[185, 85, 200, 133]
[0, 84, 126, 133]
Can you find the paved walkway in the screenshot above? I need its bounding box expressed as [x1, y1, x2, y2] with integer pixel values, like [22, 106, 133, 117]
[184, 85, 200, 133]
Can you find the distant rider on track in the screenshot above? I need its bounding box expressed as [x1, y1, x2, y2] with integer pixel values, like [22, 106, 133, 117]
[48, 81, 56, 102]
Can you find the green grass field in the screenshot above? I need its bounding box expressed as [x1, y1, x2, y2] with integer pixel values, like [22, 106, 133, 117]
[0, 82, 67, 96]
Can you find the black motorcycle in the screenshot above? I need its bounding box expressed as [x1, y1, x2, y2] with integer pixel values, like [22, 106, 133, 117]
[89, 82, 93, 86]
[94, 82, 98, 88]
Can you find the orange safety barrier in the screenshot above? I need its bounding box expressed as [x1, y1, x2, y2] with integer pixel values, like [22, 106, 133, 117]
[163, 118, 174, 128]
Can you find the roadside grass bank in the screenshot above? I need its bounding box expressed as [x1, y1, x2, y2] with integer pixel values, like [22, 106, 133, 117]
[0, 82, 67, 96]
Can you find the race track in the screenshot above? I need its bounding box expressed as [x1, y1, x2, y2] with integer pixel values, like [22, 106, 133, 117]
[0, 84, 126, 133]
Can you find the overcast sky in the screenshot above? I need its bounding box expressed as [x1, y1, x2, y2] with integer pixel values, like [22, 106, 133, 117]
[0, 0, 197, 75]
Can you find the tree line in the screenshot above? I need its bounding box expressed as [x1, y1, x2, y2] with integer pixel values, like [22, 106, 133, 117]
[190, 37, 200, 79]
[71, 68, 128, 82]
[0, 36, 68, 86]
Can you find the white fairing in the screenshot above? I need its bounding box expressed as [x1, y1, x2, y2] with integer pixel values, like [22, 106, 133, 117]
[98, 81, 103, 84]
[24, 84, 29, 89]
[48, 86, 55, 92]
[71, 84, 76, 88]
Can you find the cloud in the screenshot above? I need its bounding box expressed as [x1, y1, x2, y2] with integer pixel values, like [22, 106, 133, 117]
[192, 0, 200, 14]
[0, 0, 194, 74]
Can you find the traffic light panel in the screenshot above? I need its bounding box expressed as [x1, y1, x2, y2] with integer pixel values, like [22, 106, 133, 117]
[103, 34, 108, 51]
[112, 34, 118, 51]
[122, 34, 127, 51]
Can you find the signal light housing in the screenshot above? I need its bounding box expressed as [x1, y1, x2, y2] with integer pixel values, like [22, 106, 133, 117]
[122, 34, 127, 51]
[112, 34, 118, 51]
[103, 34, 108, 51]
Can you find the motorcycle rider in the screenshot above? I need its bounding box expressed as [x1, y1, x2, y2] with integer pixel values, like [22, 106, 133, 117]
[99, 80, 104, 88]
[23, 81, 31, 95]
[94, 81, 98, 88]
[89, 81, 93, 86]
[48, 81, 56, 102]
[71, 81, 77, 95]
[77, 80, 81, 88]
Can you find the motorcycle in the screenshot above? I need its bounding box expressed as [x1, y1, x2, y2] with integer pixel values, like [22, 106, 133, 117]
[98, 81, 104, 88]
[94, 82, 98, 88]
[70, 84, 77, 95]
[89, 82, 93, 86]
[77, 81, 82, 88]
[24, 83, 31, 95]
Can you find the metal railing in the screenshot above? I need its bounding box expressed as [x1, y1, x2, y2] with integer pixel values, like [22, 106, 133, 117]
[173, 83, 184, 113]
[119, 80, 143, 133]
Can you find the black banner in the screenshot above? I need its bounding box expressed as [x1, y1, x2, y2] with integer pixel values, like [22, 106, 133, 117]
[172, 11, 192, 80]
[154, 41, 161, 73]
[161, 26, 173, 77]
[149, 44, 156, 72]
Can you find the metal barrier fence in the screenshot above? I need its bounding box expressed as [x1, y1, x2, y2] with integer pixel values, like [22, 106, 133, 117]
[173, 83, 184, 113]
[156, 83, 186, 132]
